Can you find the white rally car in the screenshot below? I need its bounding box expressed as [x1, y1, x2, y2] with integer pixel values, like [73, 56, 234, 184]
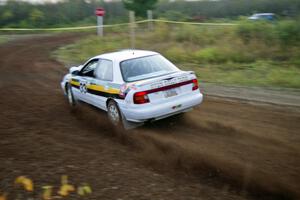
[61, 50, 203, 128]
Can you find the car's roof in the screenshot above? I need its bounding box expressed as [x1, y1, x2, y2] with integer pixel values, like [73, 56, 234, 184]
[92, 50, 158, 62]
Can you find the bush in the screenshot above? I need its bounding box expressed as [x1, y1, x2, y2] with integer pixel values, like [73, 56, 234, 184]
[236, 21, 276, 44]
[173, 25, 218, 45]
[193, 47, 227, 63]
[192, 46, 256, 64]
[276, 20, 300, 46]
[165, 46, 190, 63]
[160, 10, 188, 21]
[151, 23, 171, 42]
[173, 25, 199, 43]
[291, 57, 300, 68]
[236, 19, 300, 48]
[229, 50, 255, 63]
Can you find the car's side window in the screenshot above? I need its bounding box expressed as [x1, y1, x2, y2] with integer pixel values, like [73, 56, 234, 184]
[80, 59, 99, 77]
[94, 59, 113, 81]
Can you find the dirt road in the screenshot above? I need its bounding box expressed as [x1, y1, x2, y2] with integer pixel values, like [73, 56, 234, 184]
[201, 83, 300, 108]
[0, 34, 299, 200]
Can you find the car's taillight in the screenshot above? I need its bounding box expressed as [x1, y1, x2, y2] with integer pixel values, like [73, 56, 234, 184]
[133, 91, 149, 104]
[192, 79, 199, 90]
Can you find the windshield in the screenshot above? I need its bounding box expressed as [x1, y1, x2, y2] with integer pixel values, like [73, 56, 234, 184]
[120, 54, 178, 82]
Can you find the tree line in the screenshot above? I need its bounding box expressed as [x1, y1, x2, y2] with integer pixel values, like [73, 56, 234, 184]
[158, 0, 300, 21]
[0, 0, 299, 28]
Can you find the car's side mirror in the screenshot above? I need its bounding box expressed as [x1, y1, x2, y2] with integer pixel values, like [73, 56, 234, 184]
[71, 70, 80, 75]
[69, 65, 83, 74]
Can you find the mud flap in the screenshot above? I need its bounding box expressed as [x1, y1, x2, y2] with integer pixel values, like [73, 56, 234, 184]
[120, 110, 143, 130]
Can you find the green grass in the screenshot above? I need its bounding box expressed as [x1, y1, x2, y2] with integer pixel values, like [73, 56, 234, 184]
[54, 21, 300, 88]
[54, 33, 130, 66]
[179, 62, 300, 88]
[0, 35, 10, 44]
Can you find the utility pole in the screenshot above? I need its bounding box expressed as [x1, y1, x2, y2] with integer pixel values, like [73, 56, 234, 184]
[147, 10, 153, 31]
[129, 11, 135, 49]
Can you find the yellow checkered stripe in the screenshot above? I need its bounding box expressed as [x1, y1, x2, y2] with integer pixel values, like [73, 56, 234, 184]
[70, 79, 121, 99]
[70, 80, 80, 87]
[88, 84, 120, 94]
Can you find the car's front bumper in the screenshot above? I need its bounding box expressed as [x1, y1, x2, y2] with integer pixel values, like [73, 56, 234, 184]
[61, 81, 66, 95]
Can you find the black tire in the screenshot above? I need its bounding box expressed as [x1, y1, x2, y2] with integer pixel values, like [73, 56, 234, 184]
[107, 100, 123, 127]
[66, 84, 76, 107]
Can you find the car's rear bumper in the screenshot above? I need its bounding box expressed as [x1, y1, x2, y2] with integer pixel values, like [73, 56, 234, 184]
[121, 91, 203, 122]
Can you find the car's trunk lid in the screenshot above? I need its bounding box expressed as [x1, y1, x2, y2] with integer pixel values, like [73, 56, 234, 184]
[132, 71, 197, 103]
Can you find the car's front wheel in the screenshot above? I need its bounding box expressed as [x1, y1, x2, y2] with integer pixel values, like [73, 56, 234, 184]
[107, 100, 122, 127]
[67, 84, 76, 107]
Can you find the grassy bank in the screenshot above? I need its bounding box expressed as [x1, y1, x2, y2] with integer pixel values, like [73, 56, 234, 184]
[54, 20, 300, 88]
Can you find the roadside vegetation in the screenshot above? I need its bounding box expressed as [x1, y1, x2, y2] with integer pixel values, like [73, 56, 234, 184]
[0, 35, 9, 44]
[55, 20, 300, 88]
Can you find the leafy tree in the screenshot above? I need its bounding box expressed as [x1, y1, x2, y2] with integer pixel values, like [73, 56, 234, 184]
[29, 8, 44, 26]
[2, 10, 13, 20]
[122, 0, 158, 17]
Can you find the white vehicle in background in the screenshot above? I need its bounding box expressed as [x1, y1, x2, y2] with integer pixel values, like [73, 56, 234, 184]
[61, 50, 203, 129]
[248, 13, 276, 21]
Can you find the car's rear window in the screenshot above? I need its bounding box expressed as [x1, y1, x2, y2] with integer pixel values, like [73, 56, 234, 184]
[120, 54, 178, 82]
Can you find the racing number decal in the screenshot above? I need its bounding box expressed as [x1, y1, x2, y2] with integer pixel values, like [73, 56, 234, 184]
[72, 79, 121, 99]
[79, 81, 88, 94]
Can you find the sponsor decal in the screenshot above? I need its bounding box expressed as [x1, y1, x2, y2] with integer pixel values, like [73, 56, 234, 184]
[150, 76, 189, 89]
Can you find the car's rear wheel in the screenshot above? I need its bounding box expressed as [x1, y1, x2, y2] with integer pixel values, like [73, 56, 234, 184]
[67, 84, 76, 107]
[107, 101, 122, 127]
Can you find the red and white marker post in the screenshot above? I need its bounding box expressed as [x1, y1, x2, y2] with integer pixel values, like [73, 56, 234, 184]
[95, 7, 105, 36]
